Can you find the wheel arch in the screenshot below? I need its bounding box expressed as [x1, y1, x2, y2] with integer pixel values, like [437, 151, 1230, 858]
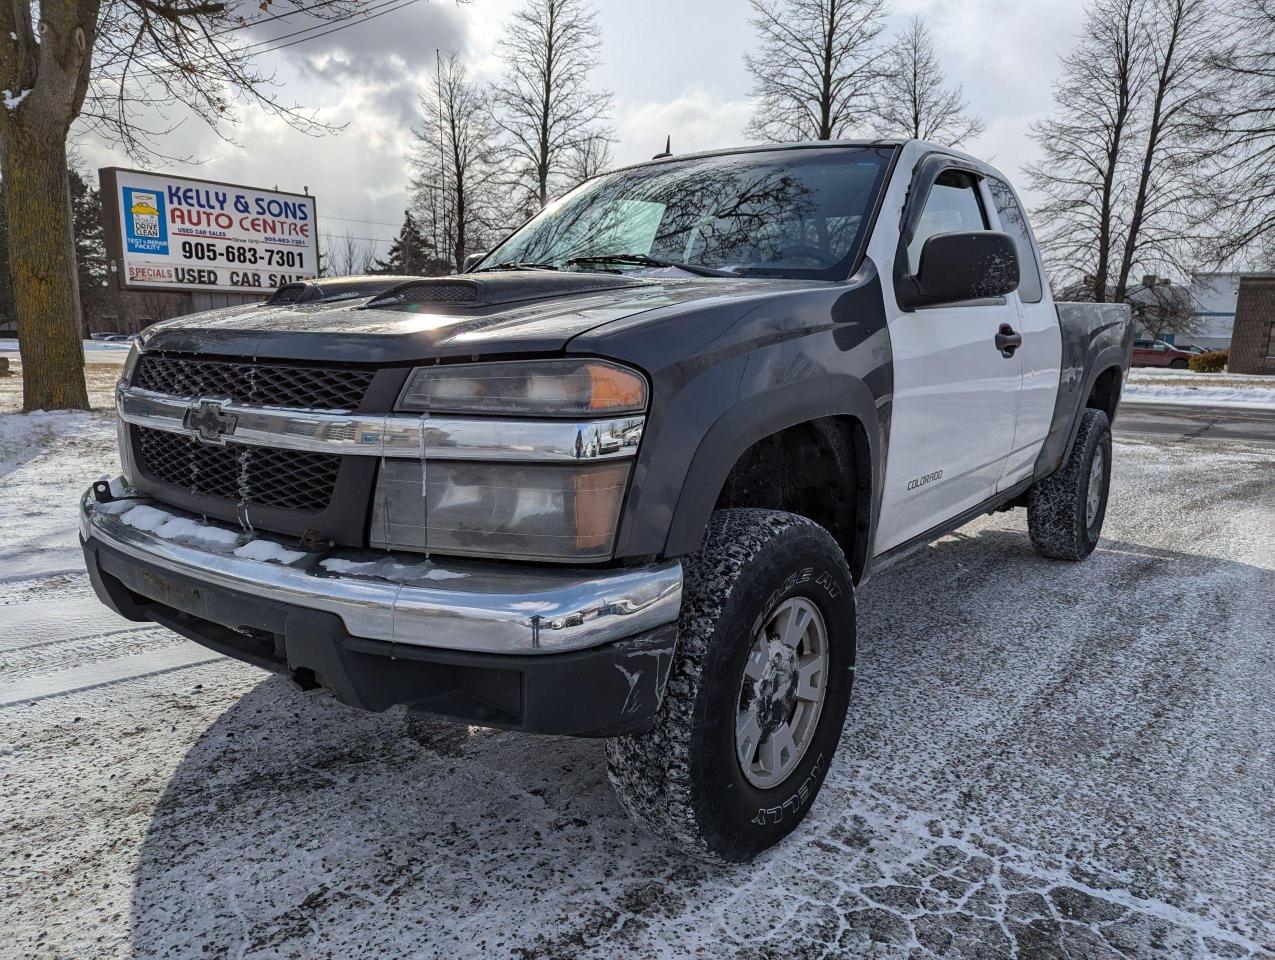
[662, 375, 883, 582]
[1034, 347, 1127, 482]
[1085, 363, 1123, 423]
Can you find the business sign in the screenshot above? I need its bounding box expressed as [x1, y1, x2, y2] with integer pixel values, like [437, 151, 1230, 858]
[100, 168, 319, 295]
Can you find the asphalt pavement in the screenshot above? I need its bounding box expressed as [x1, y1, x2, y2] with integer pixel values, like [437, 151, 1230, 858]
[1116, 402, 1275, 445]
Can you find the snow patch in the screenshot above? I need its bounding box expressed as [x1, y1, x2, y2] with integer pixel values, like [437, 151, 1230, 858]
[232, 539, 306, 565]
[1123, 382, 1275, 410]
[3, 88, 31, 110]
[118, 505, 241, 547]
[0, 411, 114, 473]
[0, 338, 133, 355]
[94, 499, 137, 516]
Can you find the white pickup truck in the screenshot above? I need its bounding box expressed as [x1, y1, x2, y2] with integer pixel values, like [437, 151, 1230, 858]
[82, 139, 1132, 861]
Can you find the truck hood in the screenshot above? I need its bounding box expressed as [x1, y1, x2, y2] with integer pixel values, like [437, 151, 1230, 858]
[139, 271, 826, 363]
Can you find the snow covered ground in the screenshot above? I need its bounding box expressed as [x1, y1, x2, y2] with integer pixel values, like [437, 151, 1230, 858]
[1124, 368, 1275, 410]
[2, 407, 1274, 958]
[0, 338, 133, 357]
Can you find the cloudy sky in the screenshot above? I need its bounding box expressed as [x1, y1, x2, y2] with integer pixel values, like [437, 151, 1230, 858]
[75, 0, 1091, 258]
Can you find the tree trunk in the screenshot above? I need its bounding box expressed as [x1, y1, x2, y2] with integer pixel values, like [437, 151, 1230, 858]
[2, 127, 88, 411]
[1115, 29, 1177, 303]
[818, 0, 837, 140]
[454, 182, 466, 273]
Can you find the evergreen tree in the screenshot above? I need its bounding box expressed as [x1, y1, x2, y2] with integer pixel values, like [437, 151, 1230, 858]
[371, 210, 449, 276]
[69, 169, 115, 332]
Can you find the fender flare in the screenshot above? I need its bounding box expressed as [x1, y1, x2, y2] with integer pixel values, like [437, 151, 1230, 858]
[662, 374, 885, 575]
[1036, 346, 1127, 481]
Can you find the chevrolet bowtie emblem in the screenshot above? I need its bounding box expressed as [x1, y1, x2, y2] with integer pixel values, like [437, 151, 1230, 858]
[184, 399, 239, 444]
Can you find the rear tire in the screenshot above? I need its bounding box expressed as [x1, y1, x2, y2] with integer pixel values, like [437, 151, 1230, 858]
[1170, 358, 1189, 369]
[1027, 408, 1112, 561]
[605, 508, 855, 862]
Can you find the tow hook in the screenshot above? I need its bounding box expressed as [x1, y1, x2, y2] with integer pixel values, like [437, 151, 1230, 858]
[91, 480, 146, 505]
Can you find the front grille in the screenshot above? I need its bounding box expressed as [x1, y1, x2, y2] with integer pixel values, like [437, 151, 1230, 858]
[135, 356, 373, 410]
[135, 427, 340, 513]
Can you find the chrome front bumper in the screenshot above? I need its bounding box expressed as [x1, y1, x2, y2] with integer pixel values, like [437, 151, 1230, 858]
[80, 482, 682, 655]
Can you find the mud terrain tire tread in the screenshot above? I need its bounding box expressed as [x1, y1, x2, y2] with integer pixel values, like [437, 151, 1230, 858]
[605, 508, 855, 863]
[1027, 408, 1112, 561]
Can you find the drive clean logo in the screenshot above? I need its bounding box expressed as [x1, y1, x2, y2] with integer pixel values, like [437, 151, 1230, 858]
[122, 186, 168, 255]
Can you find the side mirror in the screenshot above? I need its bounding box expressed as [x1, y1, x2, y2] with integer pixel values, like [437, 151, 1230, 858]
[462, 252, 487, 273]
[899, 231, 1019, 310]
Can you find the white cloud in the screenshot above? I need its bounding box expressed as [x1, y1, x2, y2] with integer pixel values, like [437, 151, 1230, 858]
[75, 75, 423, 254]
[614, 91, 756, 167]
[71, 0, 1091, 246]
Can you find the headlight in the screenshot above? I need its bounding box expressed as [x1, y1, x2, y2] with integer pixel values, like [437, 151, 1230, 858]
[378, 359, 647, 562]
[371, 459, 631, 562]
[398, 359, 647, 417]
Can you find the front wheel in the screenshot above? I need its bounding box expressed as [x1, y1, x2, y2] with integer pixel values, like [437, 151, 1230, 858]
[1027, 408, 1112, 560]
[605, 509, 856, 862]
[1170, 358, 1189, 369]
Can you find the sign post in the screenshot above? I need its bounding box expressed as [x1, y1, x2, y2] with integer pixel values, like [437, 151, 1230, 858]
[99, 168, 320, 296]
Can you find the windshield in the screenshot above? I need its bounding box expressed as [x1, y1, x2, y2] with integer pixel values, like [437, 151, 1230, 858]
[478, 146, 895, 281]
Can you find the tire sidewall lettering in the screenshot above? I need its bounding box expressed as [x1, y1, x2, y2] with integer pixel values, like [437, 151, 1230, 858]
[714, 542, 854, 843]
[750, 752, 825, 826]
[749, 565, 843, 638]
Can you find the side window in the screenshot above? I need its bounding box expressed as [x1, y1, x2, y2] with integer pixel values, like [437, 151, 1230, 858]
[907, 170, 987, 274]
[987, 177, 1043, 303]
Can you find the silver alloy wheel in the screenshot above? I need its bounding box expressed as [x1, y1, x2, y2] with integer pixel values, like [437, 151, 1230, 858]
[735, 596, 829, 790]
[1086, 445, 1105, 529]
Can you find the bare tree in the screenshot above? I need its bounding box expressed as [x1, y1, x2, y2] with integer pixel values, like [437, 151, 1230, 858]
[1025, 0, 1145, 301]
[323, 231, 375, 277]
[0, 0, 359, 411]
[563, 133, 613, 188]
[872, 16, 984, 147]
[1202, 0, 1275, 261]
[412, 51, 499, 271]
[1128, 277, 1201, 341]
[1111, 0, 1222, 301]
[743, 0, 887, 143]
[1028, 0, 1223, 301]
[491, 0, 613, 212]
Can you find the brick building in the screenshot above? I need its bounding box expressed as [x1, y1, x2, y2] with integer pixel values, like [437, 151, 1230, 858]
[1229, 276, 1275, 376]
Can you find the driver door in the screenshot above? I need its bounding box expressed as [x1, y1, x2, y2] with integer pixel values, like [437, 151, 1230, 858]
[873, 168, 1024, 554]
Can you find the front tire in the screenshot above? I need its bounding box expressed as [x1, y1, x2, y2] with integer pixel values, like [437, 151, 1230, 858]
[605, 509, 855, 863]
[1170, 358, 1189, 369]
[1027, 408, 1112, 561]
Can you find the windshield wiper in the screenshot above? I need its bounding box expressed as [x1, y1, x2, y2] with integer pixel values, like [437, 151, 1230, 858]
[471, 261, 558, 272]
[565, 254, 737, 277]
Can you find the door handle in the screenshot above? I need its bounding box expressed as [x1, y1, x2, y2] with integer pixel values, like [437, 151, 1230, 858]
[995, 323, 1022, 358]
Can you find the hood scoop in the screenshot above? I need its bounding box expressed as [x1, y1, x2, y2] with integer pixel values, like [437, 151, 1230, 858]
[364, 271, 650, 310]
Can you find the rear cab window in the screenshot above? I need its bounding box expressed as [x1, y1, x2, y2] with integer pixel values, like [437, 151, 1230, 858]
[987, 177, 1044, 303]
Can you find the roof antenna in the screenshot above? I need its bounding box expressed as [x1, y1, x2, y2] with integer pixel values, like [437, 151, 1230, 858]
[652, 135, 672, 160]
